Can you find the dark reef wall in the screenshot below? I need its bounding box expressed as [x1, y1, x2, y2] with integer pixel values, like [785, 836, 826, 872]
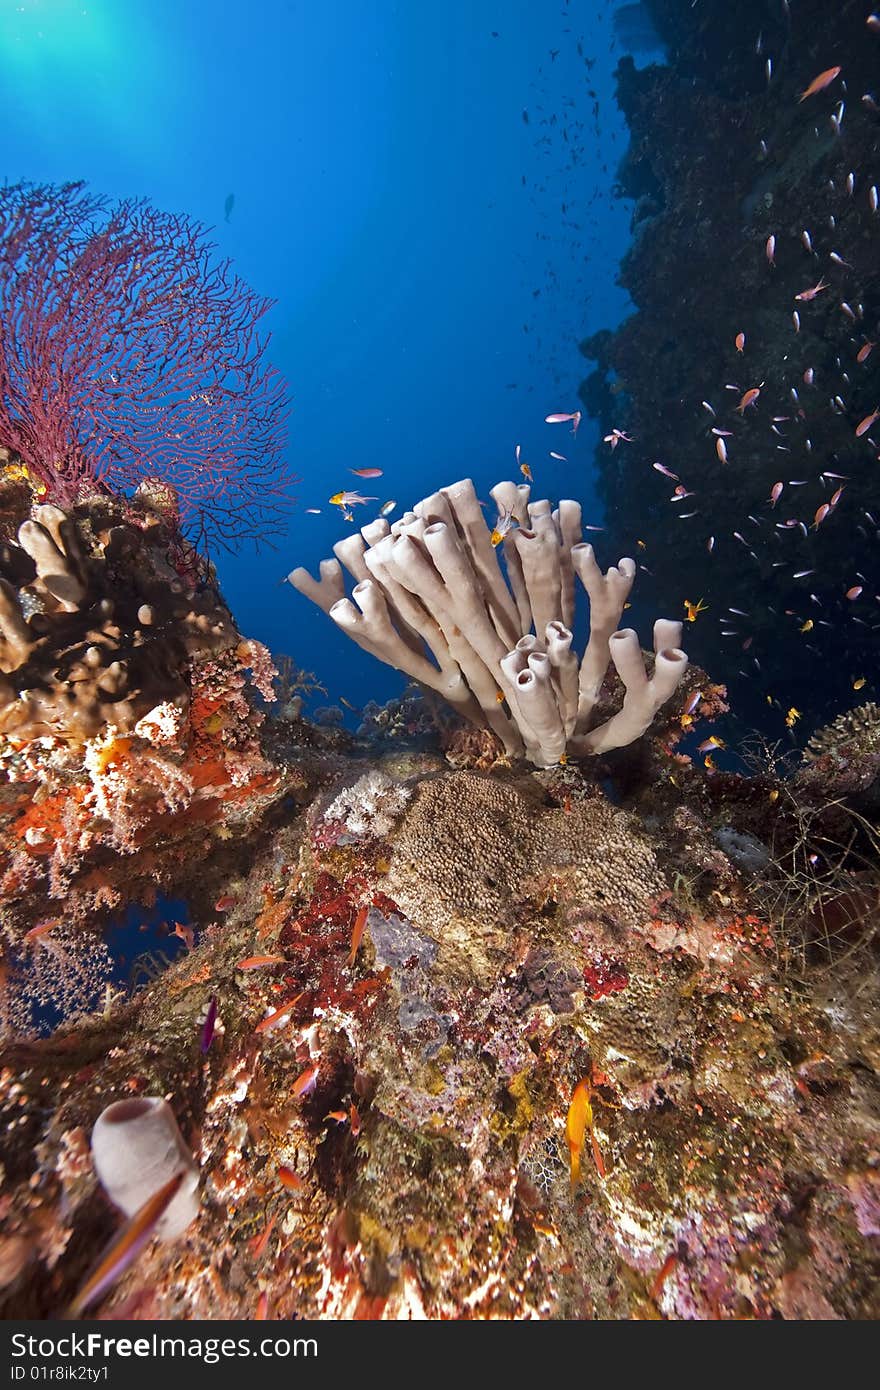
[582, 0, 880, 739]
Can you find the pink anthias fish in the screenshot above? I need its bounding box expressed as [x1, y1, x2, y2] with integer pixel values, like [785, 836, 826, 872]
[545, 411, 582, 435]
[603, 428, 633, 449]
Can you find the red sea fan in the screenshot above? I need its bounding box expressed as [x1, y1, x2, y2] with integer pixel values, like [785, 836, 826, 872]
[0, 181, 293, 549]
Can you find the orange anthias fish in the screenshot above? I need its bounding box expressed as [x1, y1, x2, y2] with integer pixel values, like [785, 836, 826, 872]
[349, 904, 369, 968]
[254, 993, 305, 1035]
[292, 1062, 320, 1098]
[237, 954, 286, 971]
[67, 1171, 186, 1317]
[329, 491, 378, 508]
[566, 1078, 593, 1187]
[735, 386, 761, 414]
[349, 468, 383, 478]
[855, 407, 880, 437]
[684, 597, 709, 622]
[735, 331, 746, 352]
[277, 1164, 306, 1191]
[798, 65, 841, 102]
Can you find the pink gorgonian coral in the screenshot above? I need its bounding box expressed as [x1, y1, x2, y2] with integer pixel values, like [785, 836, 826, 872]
[0, 181, 293, 548]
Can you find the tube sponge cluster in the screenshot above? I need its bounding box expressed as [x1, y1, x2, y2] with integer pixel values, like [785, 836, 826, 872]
[289, 479, 688, 768]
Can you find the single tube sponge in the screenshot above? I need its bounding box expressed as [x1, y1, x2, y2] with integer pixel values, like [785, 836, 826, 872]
[91, 1097, 200, 1238]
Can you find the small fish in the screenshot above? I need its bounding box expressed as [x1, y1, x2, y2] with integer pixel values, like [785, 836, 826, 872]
[604, 427, 633, 449]
[707, 535, 715, 553]
[277, 1165, 306, 1191]
[716, 436, 728, 464]
[255, 993, 305, 1035]
[304, 508, 322, 514]
[250, 1217, 276, 1259]
[255, 1292, 269, 1320]
[214, 895, 236, 912]
[200, 996, 218, 1054]
[650, 1252, 679, 1305]
[813, 503, 831, 528]
[490, 505, 519, 547]
[735, 331, 746, 351]
[801, 229, 813, 253]
[711, 428, 733, 436]
[830, 486, 845, 506]
[545, 411, 582, 434]
[23, 919, 59, 943]
[765, 234, 776, 264]
[785, 706, 802, 728]
[67, 1171, 187, 1317]
[292, 1062, 320, 1099]
[857, 342, 875, 363]
[684, 598, 709, 622]
[846, 585, 863, 600]
[803, 368, 814, 385]
[349, 904, 368, 968]
[329, 491, 378, 507]
[799, 66, 841, 102]
[853, 677, 866, 690]
[379, 500, 397, 517]
[800, 619, 814, 633]
[736, 386, 761, 413]
[549, 451, 567, 461]
[870, 186, 879, 213]
[795, 279, 829, 301]
[565, 1078, 593, 1187]
[793, 569, 815, 579]
[769, 482, 784, 506]
[684, 690, 703, 716]
[349, 468, 383, 478]
[856, 407, 880, 436]
[350, 1102, 362, 1137]
[653, 462, 679, 479]
[792, 310, 801, 332]
[224, 192, 235, 223]
[697, 736, 725, 752]
[701, 400, 717, 416]
[237, 954, 286, 971]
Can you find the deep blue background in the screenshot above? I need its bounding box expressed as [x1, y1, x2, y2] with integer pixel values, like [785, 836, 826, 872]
[1, 0, 662, 714]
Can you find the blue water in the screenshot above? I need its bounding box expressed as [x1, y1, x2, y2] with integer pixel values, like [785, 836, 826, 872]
[0, 0, 657, 715]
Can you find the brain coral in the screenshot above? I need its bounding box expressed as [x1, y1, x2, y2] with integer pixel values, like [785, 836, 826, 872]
[384, 770, 665, 984]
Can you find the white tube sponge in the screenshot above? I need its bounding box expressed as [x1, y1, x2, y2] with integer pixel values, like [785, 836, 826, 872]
[571, 544, 636, 733]
[287, 558, 346, 614]
[513, 652, 567, 767]
[545, 620, 579, 736]
[91, 1097, 199, 1239]
[288, 479, 688, 767]
[572, 623, 689, 756]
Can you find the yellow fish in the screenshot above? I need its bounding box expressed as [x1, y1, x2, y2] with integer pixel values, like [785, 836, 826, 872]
[853, 677, 866, 690]
[785, 706, 802, 728]
[565, 1078, 593, 1187]
[684, 598, 709, 622]
[799, 618, 813, 633]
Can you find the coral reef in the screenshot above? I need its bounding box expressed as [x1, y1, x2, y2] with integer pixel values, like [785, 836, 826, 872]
[290, 478, 688, 767]
[0, 730, 876, 1320]
[580, 0, 880, 739]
